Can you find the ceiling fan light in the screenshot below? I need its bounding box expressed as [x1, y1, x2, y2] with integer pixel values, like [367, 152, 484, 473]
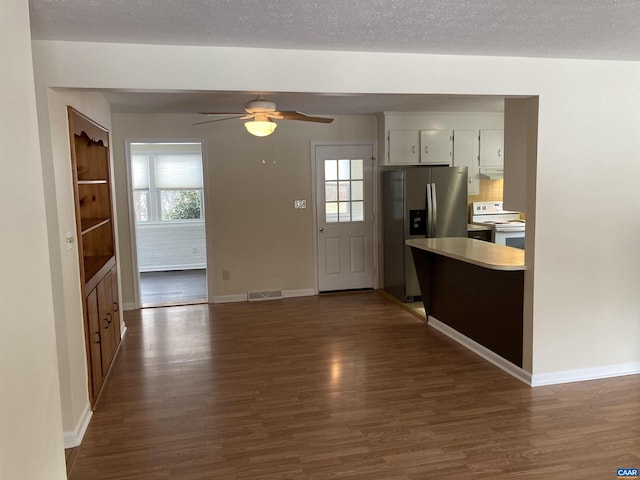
[245, 120, 277, 137]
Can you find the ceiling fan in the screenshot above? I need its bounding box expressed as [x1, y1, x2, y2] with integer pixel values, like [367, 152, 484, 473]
[194, 96, 334, 137]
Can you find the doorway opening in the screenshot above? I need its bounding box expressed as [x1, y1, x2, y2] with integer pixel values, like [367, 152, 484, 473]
[127, 141, 208, 307]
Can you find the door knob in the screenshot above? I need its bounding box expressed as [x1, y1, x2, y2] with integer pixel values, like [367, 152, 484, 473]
[319, 227, 325, 232]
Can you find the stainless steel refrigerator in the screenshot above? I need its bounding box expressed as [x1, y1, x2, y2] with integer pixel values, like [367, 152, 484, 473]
[382, 166, 468, 302]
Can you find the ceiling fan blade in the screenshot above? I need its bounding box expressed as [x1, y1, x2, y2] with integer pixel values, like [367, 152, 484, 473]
[198, 111, 245, 115]
[193, 115, 251, 126]
[269, 111, 334, 123]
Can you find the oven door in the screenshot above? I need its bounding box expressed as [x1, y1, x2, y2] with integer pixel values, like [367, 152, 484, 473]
[494, 230, 525, 250]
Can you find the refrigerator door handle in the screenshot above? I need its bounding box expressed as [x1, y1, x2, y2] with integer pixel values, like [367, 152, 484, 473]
[425, 183, 433, 238]
[431, 183, 437, 237]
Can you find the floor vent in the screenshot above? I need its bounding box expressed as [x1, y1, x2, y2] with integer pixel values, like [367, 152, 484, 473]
[247, 290, 283, 302]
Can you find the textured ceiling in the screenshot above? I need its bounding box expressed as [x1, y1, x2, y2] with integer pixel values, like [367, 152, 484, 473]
[29, 0, 640, 60]
[27, 0, 640, 115]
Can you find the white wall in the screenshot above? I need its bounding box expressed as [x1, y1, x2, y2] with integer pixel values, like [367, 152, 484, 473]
[30, 51, 117, 441]
[30, 41, 640, 382]
[136, 222, 206, 272]
[111, 113, 377, 304]
[532, 78, 640, 380]
[382, 112, 504, 131]
[35, 89, 115, 442]
[0, 1, 66, 478]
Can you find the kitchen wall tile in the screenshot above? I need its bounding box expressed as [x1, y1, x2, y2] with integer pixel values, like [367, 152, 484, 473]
[467, 178, 503, 220]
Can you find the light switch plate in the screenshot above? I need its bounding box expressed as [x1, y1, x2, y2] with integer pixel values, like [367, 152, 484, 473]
[65, 231, 74, 251]
[294, 199, 307, 209]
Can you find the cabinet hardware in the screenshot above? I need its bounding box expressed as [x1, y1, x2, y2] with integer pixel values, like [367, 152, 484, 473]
[94, 331, 101, 344]
[113, 301, 119, 312]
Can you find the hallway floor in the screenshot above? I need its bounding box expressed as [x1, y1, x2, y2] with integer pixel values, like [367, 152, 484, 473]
[139, 269, 207, 306]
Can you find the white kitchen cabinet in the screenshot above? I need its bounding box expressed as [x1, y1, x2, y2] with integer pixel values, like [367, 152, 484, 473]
[453, 130, 480, 195]
[420, 130, 453, 165]
[388, 130, 420, 164]
[479, 129, 504, 167]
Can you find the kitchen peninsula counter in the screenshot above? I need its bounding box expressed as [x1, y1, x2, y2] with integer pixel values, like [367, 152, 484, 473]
[406, 237, 525, 271]
[407, 237, 525, 367]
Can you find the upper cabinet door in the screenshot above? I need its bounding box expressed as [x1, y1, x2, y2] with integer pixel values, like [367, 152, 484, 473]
[479, 129, 504, 167]
[420, 130, 453, 165]
[453, 130, 480, 196]
[388, 130, 420, 164]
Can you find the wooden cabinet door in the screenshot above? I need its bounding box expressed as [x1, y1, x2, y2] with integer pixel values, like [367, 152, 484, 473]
[388, 130, 420, 164]
[97, 271, 116, 371]
[87, 269, 121, 404]
[86, 288, 104, 399]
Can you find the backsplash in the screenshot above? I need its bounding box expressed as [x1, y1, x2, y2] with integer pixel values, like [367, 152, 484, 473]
[468, 178, 503, 220]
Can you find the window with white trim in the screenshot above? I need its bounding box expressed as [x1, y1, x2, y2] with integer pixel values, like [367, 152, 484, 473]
[131, 143, 204, 223]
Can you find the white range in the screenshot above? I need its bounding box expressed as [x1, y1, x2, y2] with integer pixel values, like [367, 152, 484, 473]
[471, 201, 525, 250]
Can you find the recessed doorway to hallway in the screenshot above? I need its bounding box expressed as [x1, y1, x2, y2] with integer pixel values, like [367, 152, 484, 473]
[139, 269, 207, 305]
[127, 140, 208, 308]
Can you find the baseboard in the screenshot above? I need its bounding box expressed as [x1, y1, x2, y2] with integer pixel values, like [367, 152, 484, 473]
[63, 403, 92, 448]
[211, 294, 250, 304]
[427, 316, 532, 386]
[213, 289, 317, 304]
[123, 302, 136, 311]
[282, 288, 316, 299]
[139, 264, 206, 273]
[531, 362, 640, 386]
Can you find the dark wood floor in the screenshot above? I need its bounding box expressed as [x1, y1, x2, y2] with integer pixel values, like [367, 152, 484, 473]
[140, 269, 207, 306]
[69, 292, 640, 479]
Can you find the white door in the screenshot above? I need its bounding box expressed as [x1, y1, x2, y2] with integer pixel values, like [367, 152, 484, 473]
[315, 144, 375, 292]
[453, 129, 480, 195]
[388, 130, 420, 164]
[479, 129, 504, 167]
[419, 129, 453, 165]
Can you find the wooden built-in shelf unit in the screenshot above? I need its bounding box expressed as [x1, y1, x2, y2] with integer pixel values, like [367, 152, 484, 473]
[68, 107, 121, 407]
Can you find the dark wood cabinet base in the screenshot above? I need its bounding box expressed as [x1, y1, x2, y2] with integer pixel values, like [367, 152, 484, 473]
[411, 247, 524, 367]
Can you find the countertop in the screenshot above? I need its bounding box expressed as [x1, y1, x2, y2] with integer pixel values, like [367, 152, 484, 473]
[406, 237, 526, 271]
[467, 223, 492, 232]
